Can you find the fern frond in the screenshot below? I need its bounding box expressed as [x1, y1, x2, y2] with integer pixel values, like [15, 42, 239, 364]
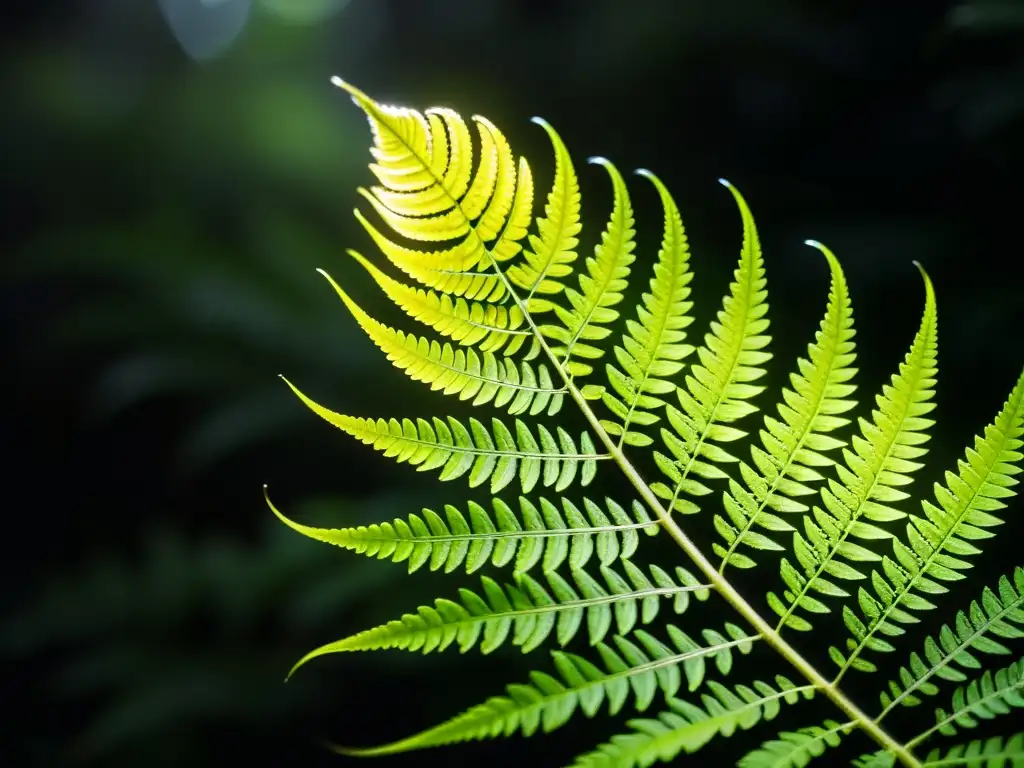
[570, 677, 814, 768]
[920, 734, 1024, 767]
[834, 370, 1024, 677]
[769, 265, 938, 633]
[266, 491, 659, 575]
[649, 179, 770, 517]
[505, 117, 582, 302]
[906, 658, 1024, 748]
[738, 720, 853, 768]
[597, 170, 695, 449]
[877, 567, 1024, 715]
[715, 241, 857, 572]
[333, 624, 757, 756]
[539, 157, 636, 378]
[347, 249, 534, 356]
[282, 378, 606, 493]
[285, 561, 712, 675]
[316, 268, 564, 416]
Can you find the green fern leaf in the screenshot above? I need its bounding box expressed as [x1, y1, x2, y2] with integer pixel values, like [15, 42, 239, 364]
[505, 117, 582, 303]
[738, 720, 852, 768]
[266, 491, 659, 575]
[877, 566, 1024, 714]
[769, 265, 938, 634]
[906, 658, 1024, 748]
[332, 624, 755, 756]
[649, 179, 771, 517]
[272, 81, 1024, 768]
[282, 378, 605, 493]
[347, 248, 535, 356]
[570, 677, 814, 768]
[833, 370, 1024, 676]
[920, 733, 1024, 767]
[598, 170, 696, 449]
[316, 267, 564, 416]
[285, 561, 711, 676]
[715, 240, 857, 571]
[538, 158, 636, 378]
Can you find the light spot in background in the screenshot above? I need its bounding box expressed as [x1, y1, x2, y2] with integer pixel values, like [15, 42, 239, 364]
[260, 0, 352, 25]
[157, 0, 251, 61]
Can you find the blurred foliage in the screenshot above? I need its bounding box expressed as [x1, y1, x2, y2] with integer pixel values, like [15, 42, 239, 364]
[941, 0, 1024, 142]
[3, 1, 394, 472]
[2, 493, 473, 767]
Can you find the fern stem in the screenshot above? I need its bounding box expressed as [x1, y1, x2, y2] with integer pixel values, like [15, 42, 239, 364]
[481, 249, 923, 768]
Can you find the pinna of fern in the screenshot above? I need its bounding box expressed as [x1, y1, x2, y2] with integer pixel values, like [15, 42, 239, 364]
[266, 77, 1024, 768]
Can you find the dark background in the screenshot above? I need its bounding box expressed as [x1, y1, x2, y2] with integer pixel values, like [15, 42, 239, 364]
[3, 1, 1023, 766]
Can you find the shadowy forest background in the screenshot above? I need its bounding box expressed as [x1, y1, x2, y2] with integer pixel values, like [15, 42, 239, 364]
[3, 1, 1023, 766]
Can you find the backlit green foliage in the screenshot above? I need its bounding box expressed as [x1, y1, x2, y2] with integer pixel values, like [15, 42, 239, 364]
[270, 79, 1024, 767]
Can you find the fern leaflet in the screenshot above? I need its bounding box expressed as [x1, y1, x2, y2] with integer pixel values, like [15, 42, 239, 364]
[505, 117, 581, 303]
[266, 491, 658, 575]
[877, 566, 1024, 715]
[285, 561, 711, 677]
[282, 377, 605, 493]
[596, 170, 695, 449]
[317, 269, 564, 416]
[348, 248, 534, 356]
[332, 624, 755, 756]
[906, 658, 1024, 748]
[739, 719, 853, 768]
[715, 240, 857, 571]
[769, 268, 938, 633]
[649, 180, 771, 517]
[919, 734, 1024, 767]
[571, 677, 814, 768]
[538, 157, 636, 378]
[833, 370, 1024, 678]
